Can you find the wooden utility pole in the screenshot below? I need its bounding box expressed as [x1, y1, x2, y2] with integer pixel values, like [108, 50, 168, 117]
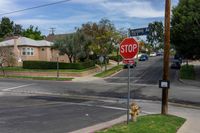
[162, 0, 171, 115]
[49, 27, 56, 35]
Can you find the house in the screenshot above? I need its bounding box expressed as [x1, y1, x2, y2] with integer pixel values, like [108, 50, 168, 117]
[0, 36, 69, 66]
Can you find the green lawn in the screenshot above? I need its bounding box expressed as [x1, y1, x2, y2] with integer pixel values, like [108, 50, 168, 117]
[1, 66, 96, 73]
[180, 65, 195, 80]
[97, 114, 185, 133]
[94, 65, 123, 78]
[0, 75, 73, 81]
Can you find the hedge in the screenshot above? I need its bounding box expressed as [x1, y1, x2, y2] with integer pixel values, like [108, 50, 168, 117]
[23, 60, 95, 70]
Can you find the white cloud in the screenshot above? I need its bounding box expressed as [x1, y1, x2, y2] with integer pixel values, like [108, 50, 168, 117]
[0, 0, 16, 12]
[101, 1, 164, 18]
[69, 0, 106, 4]
[67, 0, 164, 18]
[15, 15, 91, 25]
[6, 0, 169, 35]
[14, 15, 93, 35]
[0, 0, 24, 17]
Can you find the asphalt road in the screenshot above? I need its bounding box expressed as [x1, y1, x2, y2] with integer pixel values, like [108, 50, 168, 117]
[106, 56, 175, 84]
[0, 56, 199, 104]
[0, 56, 200, 132]
[0, 94, 126, 133]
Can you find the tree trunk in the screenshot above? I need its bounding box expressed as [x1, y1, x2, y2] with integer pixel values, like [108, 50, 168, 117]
[0, 64, 6, 77]
[104, 56, 107, 71]
[69, 56, 73, 63]
[186, 59, 189, 66]
[73, 56, 77, 63]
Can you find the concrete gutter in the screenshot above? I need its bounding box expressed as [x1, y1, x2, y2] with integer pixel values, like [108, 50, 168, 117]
[69, 115, 127, 133]
[69, 98, 200, 133]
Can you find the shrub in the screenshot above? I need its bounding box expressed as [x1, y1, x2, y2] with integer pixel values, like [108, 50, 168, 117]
[23, 60, 95, 70]
[180, 65, 195, 80]
[109, 55, 123, 62]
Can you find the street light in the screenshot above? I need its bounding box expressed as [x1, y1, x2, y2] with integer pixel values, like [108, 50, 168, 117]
[56, 53, 59, 80]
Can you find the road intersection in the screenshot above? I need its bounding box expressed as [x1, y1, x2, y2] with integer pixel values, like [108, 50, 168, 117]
[0, 56, 199, 132]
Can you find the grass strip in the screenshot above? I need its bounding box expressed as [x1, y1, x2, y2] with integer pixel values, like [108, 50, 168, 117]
[0, 75, 73, 81]
[94, 65, 123, 78]
[180, 65, 195, 80]
[97, 114, 185, 133]
[1, 66, 96, 73]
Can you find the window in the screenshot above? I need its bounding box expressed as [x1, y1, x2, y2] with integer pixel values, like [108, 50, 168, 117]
[22, 48, 34, 56]
[41, 48, 45, 51]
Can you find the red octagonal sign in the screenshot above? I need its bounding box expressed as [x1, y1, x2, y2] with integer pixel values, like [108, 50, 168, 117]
[120, 38, 139, 59]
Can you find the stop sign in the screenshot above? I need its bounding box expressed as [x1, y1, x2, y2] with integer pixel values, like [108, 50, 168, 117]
[120, 38, 139, 59]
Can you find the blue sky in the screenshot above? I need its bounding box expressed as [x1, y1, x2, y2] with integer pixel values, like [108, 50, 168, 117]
[0, 0, 179, 36]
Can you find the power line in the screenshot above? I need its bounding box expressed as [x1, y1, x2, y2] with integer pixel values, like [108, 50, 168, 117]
[49, 27, 56, 35]
[0, 0, 71, 16]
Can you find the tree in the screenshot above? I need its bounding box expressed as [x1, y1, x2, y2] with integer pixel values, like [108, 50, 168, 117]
[171, 0, 200, 59]
[79, 19, 119, 70]
[71, 29, 88, 63]
[52, 30, 87, 63]
[0, 47, 16, 76]
[0, 17, 14, 38]
[22, 25, 44, 40]
[53, 34, 74, 63]
[94, 19, 116, 70]
[111, 28, 127, 65]
[0, 47, 16, 66]
[147, 21, 164, 51]
[13, 24, 23, 36]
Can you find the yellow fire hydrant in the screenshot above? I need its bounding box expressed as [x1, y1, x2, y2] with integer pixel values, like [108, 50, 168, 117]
[130, 102, 140, 122]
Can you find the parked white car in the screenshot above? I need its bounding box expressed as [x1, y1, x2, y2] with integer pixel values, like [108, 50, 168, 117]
[150, 52, 157, 57]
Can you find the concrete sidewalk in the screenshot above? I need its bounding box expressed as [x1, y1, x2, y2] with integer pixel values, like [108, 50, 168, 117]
[72, 60, 120, 82]
[71, 100, 200, 133]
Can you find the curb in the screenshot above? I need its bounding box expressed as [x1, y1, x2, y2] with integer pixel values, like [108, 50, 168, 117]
[177, 67, 200, 87]
[69, 115, 127, 133]
[69, 98, 198, 133]
[178, 75, 200, 88]
[70, 110, 153, 133]
[104, 68, 124, 79]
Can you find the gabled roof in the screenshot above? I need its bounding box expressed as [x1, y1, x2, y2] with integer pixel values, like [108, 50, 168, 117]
[0, 37, 53, 47]
[45, 33, 74, 42]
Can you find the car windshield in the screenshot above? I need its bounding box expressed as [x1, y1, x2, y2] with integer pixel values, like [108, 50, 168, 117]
[172, 59, 180, 63]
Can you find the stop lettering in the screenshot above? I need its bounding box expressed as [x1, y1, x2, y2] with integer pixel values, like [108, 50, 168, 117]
[120, 44, 138, 53]
[120, 38, 139, 59]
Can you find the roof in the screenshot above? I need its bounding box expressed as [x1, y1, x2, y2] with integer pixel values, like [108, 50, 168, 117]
[0, 37, 53, 47]
[45, 33, 74, 42]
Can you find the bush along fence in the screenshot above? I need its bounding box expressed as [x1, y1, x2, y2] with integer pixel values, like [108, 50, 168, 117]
[23, 60, 95, 70]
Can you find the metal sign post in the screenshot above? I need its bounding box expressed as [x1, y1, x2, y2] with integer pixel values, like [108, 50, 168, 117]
[56, 54, 59, 80]
[99, 56, 104, 72]
[127, 63, 131, 124]
[119, 38, 139, 124]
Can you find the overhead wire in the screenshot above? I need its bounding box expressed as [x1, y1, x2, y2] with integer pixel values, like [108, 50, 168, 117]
[0, 0, 71, 16]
